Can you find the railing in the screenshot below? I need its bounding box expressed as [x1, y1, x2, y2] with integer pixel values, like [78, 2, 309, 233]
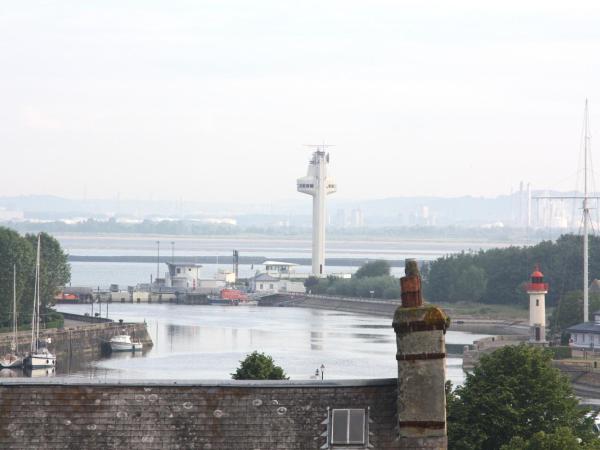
[526, 282, 549, 291]
[60, 312, 113, 324]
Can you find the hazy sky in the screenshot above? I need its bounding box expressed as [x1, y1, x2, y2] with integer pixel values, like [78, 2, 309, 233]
[2, 1, 600, 202]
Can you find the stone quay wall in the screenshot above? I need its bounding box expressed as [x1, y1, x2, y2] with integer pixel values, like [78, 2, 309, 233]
[261, 295, 528, 334]
[0, 378, 398, 450]
[0, 321, 152, 358]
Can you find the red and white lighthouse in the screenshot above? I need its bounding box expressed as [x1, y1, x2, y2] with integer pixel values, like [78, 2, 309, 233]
[526, 265, 548, 343]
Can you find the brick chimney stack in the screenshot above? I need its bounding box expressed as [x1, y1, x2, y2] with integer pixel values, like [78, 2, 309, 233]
[392, 259, 449, 450]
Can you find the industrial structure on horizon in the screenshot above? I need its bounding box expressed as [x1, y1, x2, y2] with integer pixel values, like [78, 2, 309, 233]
[297, 146, 337, 276]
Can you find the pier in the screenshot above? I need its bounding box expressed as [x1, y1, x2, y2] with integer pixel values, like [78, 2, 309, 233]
[0, 315, 153, 361]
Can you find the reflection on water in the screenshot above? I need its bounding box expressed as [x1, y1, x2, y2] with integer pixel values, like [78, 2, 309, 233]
[0, 368, 21, 378]
[0, 367, 56, 378]
[25, 367, 56, 378]
[51, 304, 490, 384]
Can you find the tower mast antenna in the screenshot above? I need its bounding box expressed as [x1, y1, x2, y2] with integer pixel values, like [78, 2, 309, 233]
[535, 99, 597, 322]
[583, 99, 591, 322]
[297, 143, 337, 276]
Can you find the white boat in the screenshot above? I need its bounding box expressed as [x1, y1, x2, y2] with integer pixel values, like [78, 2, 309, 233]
[24, 235, 56, 369]
[109, 334, 143, 352]
[0, 265, 24, 368]
[24, 349, 56, 369]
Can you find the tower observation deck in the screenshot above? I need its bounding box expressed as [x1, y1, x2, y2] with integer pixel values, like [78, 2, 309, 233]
[297, 147, 337, 276]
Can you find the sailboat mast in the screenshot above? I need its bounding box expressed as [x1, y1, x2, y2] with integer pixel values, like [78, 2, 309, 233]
[35, 234, 41, 349]
[30, 247, 36, 353]
[13, 264, 17, 352]
[584, 100, 590, 322]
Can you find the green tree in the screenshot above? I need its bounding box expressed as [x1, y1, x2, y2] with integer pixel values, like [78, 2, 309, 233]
[0, 227, 35, 328]
[452, 265, 488, 303]
[424, 233, 600, 307]
[304, 276, 319, 292]
[448, 345, 595, 450]
[24, 232, 70, 327]
[500, 427, 600, 450]
[354, 260, 391, 278]
[231, 351, 289, 380]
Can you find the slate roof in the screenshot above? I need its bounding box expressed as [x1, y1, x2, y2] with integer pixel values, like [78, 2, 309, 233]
[253, 273, 281, 282]
[566, 322, 600, 334]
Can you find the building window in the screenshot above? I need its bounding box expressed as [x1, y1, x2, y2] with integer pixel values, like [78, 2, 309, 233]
[259, 284, 263, 289]
[269, 283, 274, 289]
[177, 268, 181, 274]
[536, 299, 539, 307]
[327, 408, 368, 447]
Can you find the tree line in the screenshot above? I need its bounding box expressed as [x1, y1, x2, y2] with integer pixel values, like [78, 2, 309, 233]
[423, 234, 596, 307]
[305, 260, 400, 299]
[0, 227, 70, 330]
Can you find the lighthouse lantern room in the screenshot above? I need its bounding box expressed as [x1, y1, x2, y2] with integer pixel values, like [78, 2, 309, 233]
[526, 265, 548, 344]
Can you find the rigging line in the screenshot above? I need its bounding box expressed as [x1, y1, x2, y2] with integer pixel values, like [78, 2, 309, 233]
[542, 170, 583, 190]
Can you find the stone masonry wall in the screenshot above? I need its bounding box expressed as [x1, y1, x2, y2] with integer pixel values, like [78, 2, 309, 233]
[0, 322, 152, 358]
[0, 379, 398, 450]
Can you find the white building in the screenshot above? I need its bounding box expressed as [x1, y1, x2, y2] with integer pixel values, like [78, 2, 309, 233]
[166, 263, 203, 289]
[249, 274, 306, 294]
[263, 261, 300, 278]
[567, 310, 600, 354]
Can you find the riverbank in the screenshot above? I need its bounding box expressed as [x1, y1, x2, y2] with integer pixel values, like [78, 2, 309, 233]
[260, 294, 529, 335]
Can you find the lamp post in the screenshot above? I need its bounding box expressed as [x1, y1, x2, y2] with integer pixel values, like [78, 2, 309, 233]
[156, 240, 160, 282]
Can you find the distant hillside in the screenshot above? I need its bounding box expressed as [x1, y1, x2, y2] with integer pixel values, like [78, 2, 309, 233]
[0, 191, 588, 227]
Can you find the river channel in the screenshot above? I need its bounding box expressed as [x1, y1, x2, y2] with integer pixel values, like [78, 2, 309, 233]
[52, 304, 488, 385]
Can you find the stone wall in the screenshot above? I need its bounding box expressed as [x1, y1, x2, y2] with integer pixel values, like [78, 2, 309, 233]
[0, 378, 398, 450]
[462, 335, 529, 370]
[0, 321, 152, 358]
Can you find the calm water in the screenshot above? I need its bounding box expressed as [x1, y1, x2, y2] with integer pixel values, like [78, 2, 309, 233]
[49, 235, 496, 384]
[55, 304, 488, 385]
[59, 234, 517, 287]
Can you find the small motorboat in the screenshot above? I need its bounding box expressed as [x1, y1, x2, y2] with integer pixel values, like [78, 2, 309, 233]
[109, 334, 143, 352]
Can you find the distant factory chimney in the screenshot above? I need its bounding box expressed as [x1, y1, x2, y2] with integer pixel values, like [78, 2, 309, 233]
[297, 146, 337, 276]
[393, 259, 448, 449]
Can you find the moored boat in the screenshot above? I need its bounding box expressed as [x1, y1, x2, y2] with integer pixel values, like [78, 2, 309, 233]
[24, 234, 56, 369]
[109, 334, 143, 352]
[24, 348, 56, 369]
[0, 353, 23, 369]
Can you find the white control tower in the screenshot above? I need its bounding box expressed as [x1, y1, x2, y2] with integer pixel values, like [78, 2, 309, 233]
[297, 147, 337, 276]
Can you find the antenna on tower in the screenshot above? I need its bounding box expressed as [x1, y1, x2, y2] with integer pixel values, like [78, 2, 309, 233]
[534, 99, 599, 323]
[304, 143, 335, 152]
